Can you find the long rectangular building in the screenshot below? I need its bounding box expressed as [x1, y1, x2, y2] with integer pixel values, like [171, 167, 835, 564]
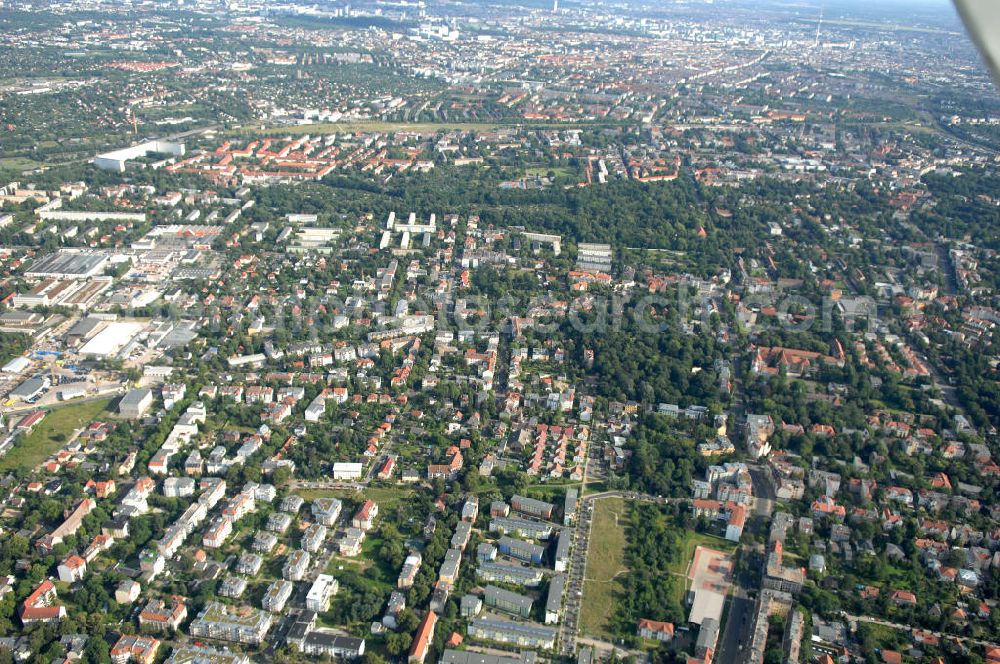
[25, 251, 109, 279]
[511, 495, 555, 520]
[468, 618, 556, 650]
[477, 562, 543, 587]
[563, 489, 578, 526]
[95, 140, 185, 172]
[489, 517, 553, 540]
[484, 585, 533, 618]
[554, 529, 572, 572]
[544, 574, 565, 624]
[498, 536, 545, 564]
[440, 650, 537, 664]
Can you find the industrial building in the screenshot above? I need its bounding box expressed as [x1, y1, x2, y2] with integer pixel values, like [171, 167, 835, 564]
[10, 376, 49, 402]
[79, 321, 146, 358]
[94, 140, 186, 172]
[119, 388, 154, 419]
[24, 251, 110, 279]
[1, 356, 31, 374]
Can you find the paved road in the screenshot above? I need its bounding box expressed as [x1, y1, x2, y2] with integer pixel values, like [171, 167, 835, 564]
[558, 505, 589, 656]
[747, 466, 775, 517]
[715, 593, 754, 664]
[558, 449, 595, 656]
[2, 385, 125, 417]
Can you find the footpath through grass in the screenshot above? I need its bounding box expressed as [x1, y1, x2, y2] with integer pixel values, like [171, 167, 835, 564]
[579, 496, 629, 639]
[295, 485, 414, 512]
[0, 399, 111, 471]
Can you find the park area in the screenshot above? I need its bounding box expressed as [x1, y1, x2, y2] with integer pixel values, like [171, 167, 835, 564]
[295, 485, 414, 512]
[580, 497, 739, 641]
[579, 496, 630, 638]
[0, 399, 111, 472]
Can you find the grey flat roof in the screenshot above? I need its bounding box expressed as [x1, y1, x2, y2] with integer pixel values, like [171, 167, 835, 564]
[555, 529, 571, 559]
[498, 536, 545, 557]
[67, 317, 102, 338]
[696, 617, 719, 649]
[485, 585, 533, 610]
[471, 617, 556, 639]
[304, 631, 365, 651]
[546, 574, 565, 613]
[0, 311, 41, 323]
[11, 377, 46, 399]
[26, 252, 107, 276]
[120, 387, 152, 407]
[478, 562, 541, 581]
[491, 517, 553, 536]
[441, 650, 529, 664]
[512, 494, 555, 511]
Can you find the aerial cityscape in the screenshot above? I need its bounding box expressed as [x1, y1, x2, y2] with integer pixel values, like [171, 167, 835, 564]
[0, 0, 999, 663]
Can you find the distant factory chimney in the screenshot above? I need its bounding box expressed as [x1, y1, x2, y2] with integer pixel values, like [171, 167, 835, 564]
[814, 5, 823, 48]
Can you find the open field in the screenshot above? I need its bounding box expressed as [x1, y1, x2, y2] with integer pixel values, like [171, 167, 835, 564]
[518, 483, 580, 503]
[526, 166, 575, 178]
[0, 399, 111, 471]
[0, 157, 41, 172]
[579, 496, 629, 639]
[794, 17, 960, 35]
[294, 485, 415, 512]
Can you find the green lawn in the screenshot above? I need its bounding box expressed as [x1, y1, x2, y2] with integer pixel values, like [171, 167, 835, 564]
[325, 538, 393, 589]
[0, 399, 111, 471]
[579, 496, 629, 639]
[0, 157, 41, 172]
[795, 16, 959, 35]
[295, 486, 414, 512]
[519, 483, 578, 503]
[525, 166, 575, 178]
